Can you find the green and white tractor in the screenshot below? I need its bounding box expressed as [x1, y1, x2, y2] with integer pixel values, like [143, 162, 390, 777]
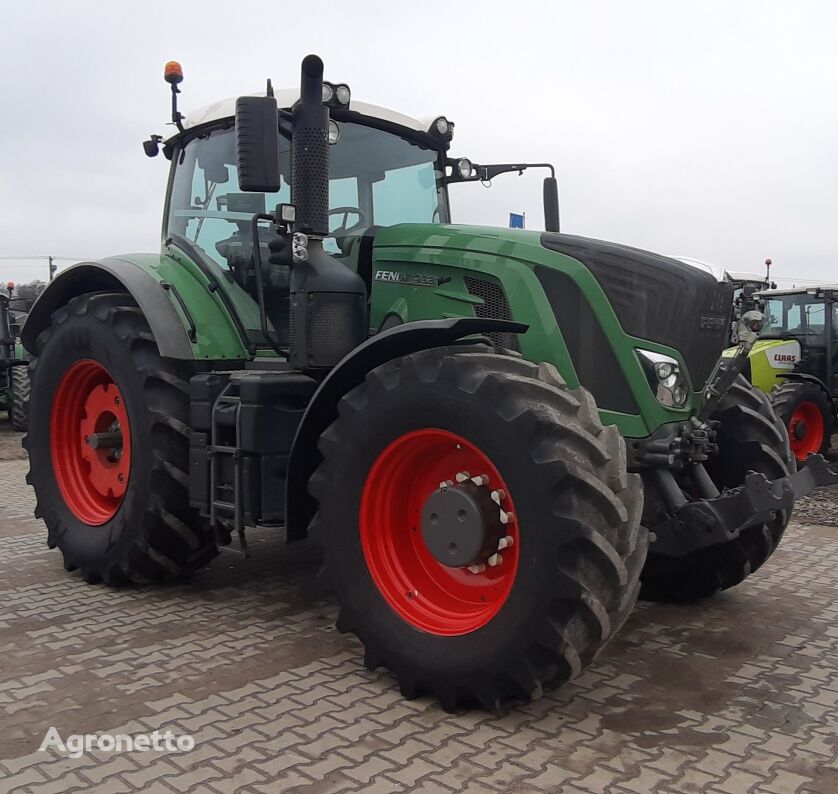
[723, 284, 838, 464]
[22, 56, 838, 710]
[0, 283, 31, 431]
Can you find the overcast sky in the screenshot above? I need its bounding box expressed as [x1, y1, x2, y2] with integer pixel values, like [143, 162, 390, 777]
[2, 1, 836, 285]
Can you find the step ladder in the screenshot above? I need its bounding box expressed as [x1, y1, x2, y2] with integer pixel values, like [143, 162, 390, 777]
[209, 383, 249, 556]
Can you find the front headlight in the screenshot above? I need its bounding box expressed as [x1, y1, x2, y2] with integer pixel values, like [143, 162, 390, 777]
[637, 349, 689, 408]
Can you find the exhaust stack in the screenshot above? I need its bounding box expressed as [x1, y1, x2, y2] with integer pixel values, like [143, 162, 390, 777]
[292, 55, 330, 236]
[288, 55, 367, 370]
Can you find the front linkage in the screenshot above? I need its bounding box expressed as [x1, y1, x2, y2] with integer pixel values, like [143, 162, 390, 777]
[646, 310, 838, 558]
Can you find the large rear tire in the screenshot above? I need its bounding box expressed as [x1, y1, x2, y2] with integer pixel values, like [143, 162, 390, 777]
[642, 376, 794, 602]
[10, 365, 30, 431]
[309, 347, 647, 711]
[25, 292, 217, 584]
[769, 381, 832, 464]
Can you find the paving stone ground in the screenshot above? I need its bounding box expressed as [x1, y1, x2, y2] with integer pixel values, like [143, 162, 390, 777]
[1, 425, 837, 793]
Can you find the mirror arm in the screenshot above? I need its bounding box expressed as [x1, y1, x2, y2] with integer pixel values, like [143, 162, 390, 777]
[446, 161, 556, 184]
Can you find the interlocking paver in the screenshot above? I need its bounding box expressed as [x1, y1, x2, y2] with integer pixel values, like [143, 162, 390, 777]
[0, 431, 837, 792]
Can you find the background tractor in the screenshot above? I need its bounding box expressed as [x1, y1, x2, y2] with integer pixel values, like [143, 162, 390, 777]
[0, 282, 31, 431]
[21, 55, 837, 711]
[723, 284, 838, 464]
[726, 262, 775, 344]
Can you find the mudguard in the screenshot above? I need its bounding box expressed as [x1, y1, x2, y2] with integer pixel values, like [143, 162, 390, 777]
[21, 255, 249, 361]
[284, 317, 528, 540]
[781, 372, 832, 396]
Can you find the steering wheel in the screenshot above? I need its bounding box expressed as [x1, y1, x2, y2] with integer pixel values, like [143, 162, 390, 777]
[329, 206, 367, 236]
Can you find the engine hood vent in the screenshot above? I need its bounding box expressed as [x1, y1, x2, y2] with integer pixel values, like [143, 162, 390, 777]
[540, 233, 733, 390]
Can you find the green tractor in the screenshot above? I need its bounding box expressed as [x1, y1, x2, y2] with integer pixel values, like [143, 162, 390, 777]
[724, 284, 838, 464]
[0, 282, 31, 431]
[22, 56, 837, 710]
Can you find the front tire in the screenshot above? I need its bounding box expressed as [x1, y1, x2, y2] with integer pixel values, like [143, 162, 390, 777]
[309, 347, 647, 711]
[642, 376, 794, 602]
[25, 292, 217, 584]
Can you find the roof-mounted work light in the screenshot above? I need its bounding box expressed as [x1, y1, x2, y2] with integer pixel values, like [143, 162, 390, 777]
[429, 116, 454, 142]
[322, 81, 351, 109]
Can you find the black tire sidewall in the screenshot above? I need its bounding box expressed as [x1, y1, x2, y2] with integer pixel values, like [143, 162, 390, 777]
[29, 309, 161, 570]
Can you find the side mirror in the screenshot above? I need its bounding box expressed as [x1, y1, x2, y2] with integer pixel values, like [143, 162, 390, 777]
[543, 177, 560, 233]
[235, 96, 281, 192]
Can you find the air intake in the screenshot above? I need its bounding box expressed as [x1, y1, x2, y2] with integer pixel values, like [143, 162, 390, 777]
[463, 276, 520, 352]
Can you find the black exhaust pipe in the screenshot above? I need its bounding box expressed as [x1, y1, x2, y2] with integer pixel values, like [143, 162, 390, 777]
[288, 54, 367, 370]
[292, 55, 330, 236]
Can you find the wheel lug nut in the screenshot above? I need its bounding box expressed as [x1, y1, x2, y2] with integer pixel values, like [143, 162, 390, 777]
[470, 474, 489, 486]
[487, 553, 503, 567]
[455, 471, 470, 483]
[500, 510, 513, 525]
[467, 563, 486, 574]
[490, 489, 505, 505]
[497, 535, 514, 550]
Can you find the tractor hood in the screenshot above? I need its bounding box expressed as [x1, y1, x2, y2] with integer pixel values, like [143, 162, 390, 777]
[371, 223, 733, 410]
[539, 232, 733, 389]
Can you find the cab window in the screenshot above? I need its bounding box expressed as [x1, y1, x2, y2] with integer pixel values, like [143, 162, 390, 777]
[166, 122, 447, 271]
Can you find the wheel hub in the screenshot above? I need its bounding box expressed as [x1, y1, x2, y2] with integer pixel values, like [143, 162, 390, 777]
[359, 429, 519, 636]
[787, 400, 825, 461]
[51, 360, 132, 526]
[421, 480, 504, 568]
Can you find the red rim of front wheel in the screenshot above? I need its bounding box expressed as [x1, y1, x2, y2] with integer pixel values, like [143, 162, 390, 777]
[359, 428, 519, 636]
[788, 401, 825, 462]
[50, 359, 132, 526]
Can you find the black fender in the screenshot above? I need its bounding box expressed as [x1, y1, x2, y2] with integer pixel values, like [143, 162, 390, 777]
[21, 259, 196, 359]
[285, 317, 529, 540]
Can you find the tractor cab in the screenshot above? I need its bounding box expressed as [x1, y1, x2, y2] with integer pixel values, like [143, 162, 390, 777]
[760, 286, 838, 389]
[158, 79, 559, 357]
[164, 98, 451, 295]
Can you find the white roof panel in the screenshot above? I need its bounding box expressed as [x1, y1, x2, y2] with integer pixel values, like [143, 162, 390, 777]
[183, 88, 433, 134]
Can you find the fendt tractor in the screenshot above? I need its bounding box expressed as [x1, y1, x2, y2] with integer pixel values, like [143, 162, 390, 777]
[23, 56, 838, 711]
[725, 284, 838, 464]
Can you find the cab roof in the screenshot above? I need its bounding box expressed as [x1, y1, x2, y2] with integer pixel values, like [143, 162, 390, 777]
[757, 284, 838, 297]
[182, 88, 438, 136]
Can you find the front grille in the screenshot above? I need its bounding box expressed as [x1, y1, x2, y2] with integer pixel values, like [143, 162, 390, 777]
[535, 267, 639, 415]
[463, 276, 520, 352]
[540, 233, 732, 390]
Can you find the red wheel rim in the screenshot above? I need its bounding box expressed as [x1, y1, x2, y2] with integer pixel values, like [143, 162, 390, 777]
[359, 429, 519, 636]
[788, 401, 824, 462]
[51, 360, 132, 525]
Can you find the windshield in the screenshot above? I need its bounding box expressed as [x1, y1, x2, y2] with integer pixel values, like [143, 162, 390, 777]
[764, 294, 827, 340]
[166, 121, 449, 269]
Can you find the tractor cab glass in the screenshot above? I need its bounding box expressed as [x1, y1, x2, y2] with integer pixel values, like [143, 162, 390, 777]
[764, 294, 828, 342]
[166, 121, 449, 274]
[764, 292, 833, 384]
